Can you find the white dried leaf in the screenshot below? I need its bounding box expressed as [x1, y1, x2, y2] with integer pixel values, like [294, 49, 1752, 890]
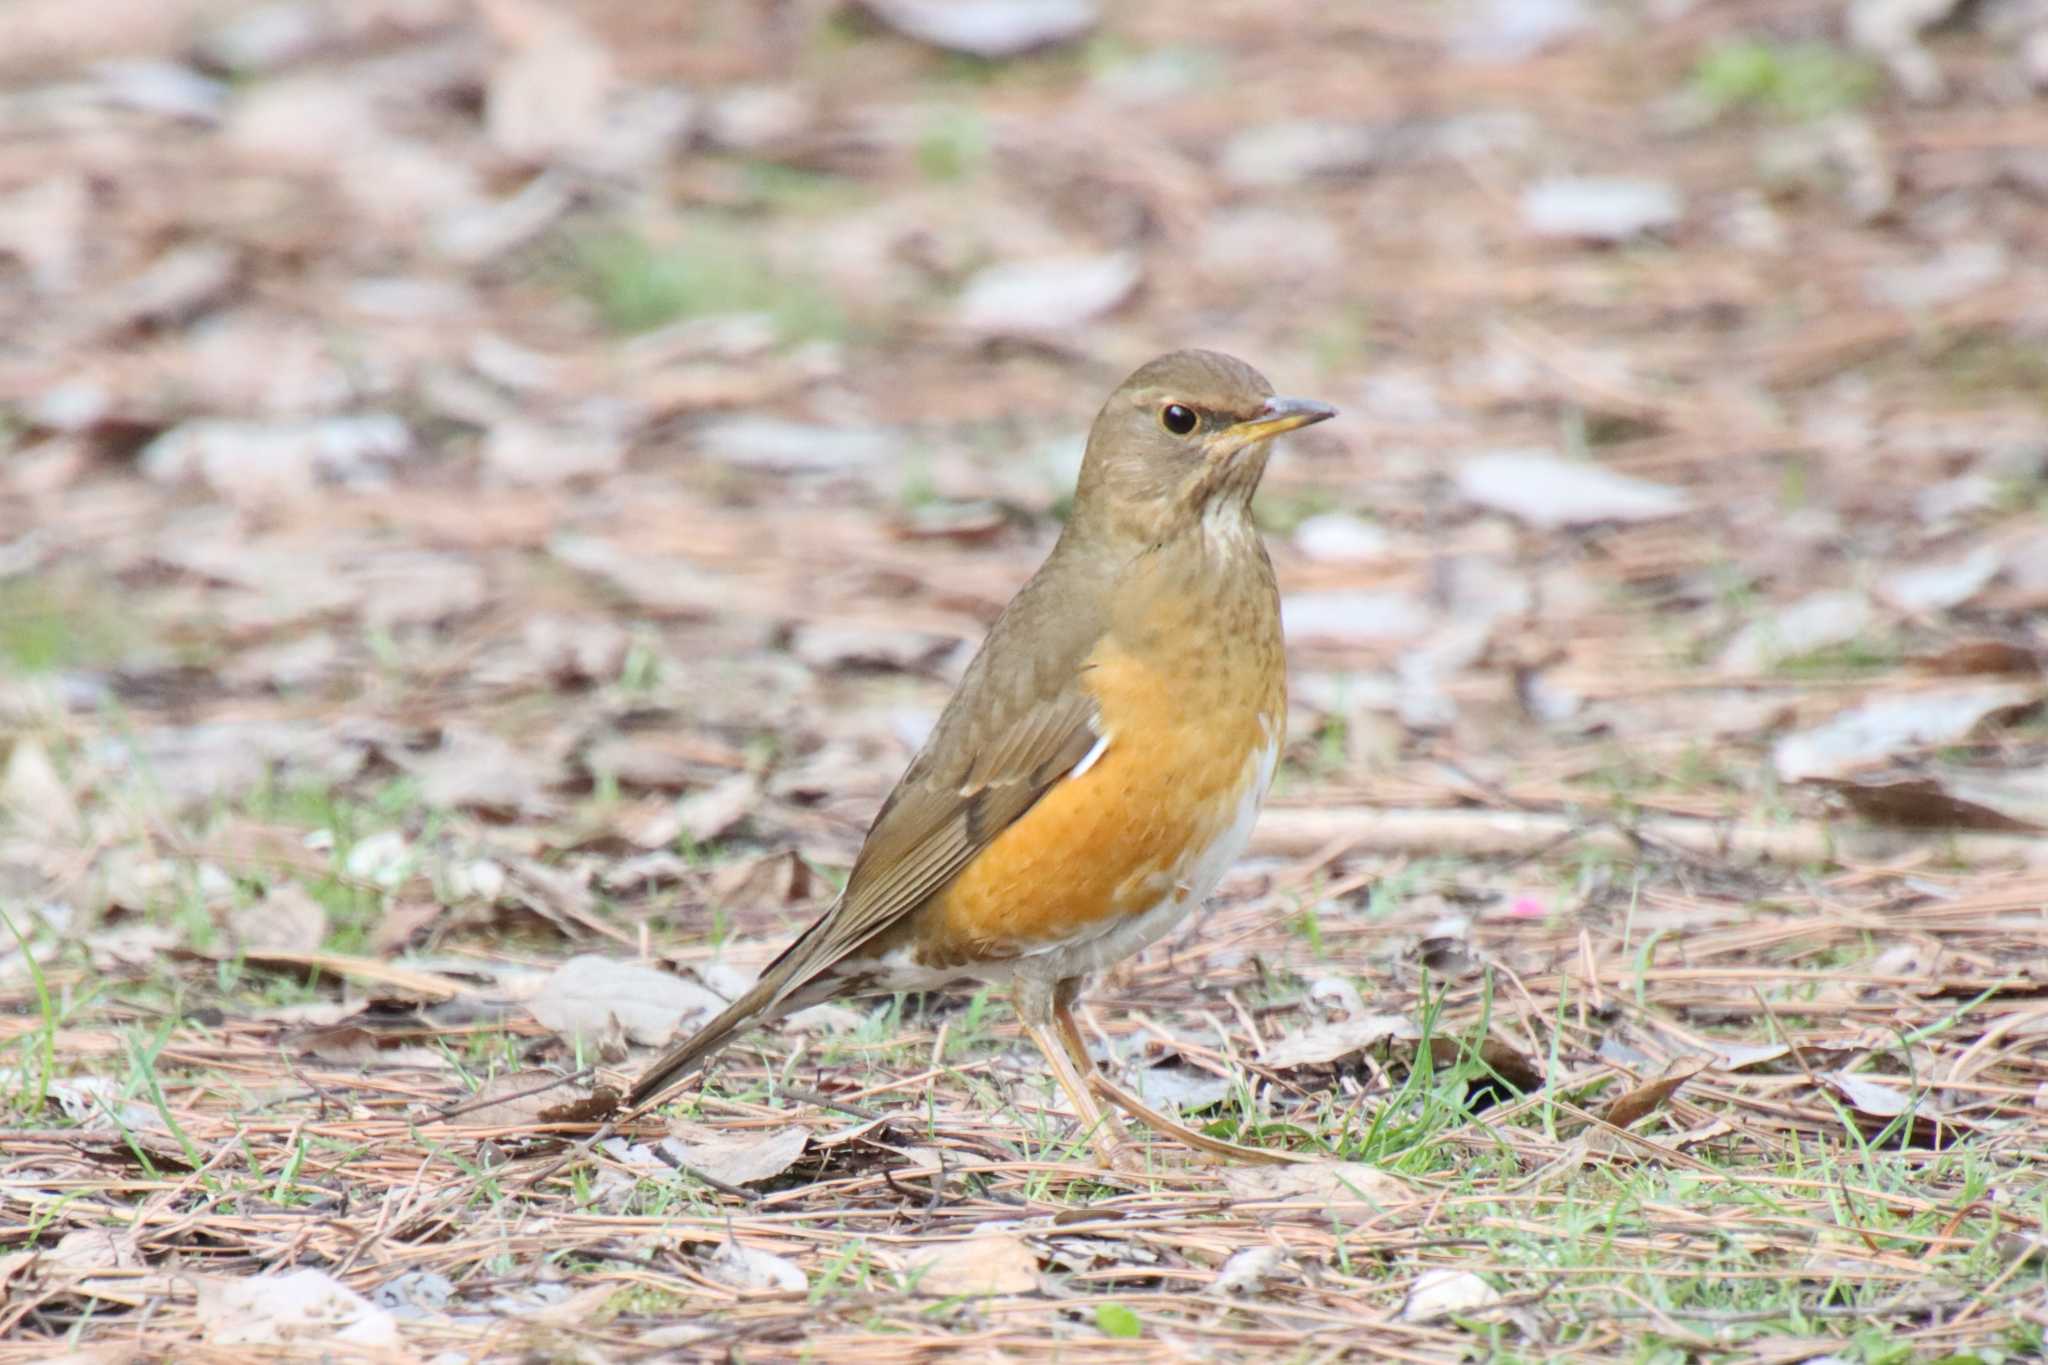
[1400, 1268, 1502, 1322]
[1218, 120, 1381, 188]
[702, 85, 812, 151]
[371, 1269, 455, 1319]
[1280, 591, 1432, 644]
[695, 416, 891, 472]
[1455, 0, 1590, 61]
[550, 533, 734, 616]
[1827, 1070, 1913, 1118]
[139, 416, 414, 500]
[522, 614, 631, 685]
[1307, 976, 1367, 1021]
[227, 883, 328, 955]
[527, 954, 728, 1047]
[1521, 177, 1681, 241]
[1133, 1065, 1231, 1113]
[1221, 1161, 1412, 1207]
[1712, 1042, 1792, 1070]
[1772, 684, 2038, 782]
[3, 737, 80, 839]
[344, 830, 414, 887]
[1257, 1013, 1418, 1069]
[1291, 513, 1390, 563]
[1211, 1245, 1289, 1296]
[352, 551, 489, 629]
[0, 174, 87, 294]
[953, 252, 1140, 335]
[1849, 0, 1960, 102]
[483, 419, 625, 486]
[453, 1068, 605, 1127]
[1198, 207, 1343, 282]
[675, 772, 761, 844]
[706, 1239, 806, 1293]
[859, 0, 1096, 59]
[1456, 450, 1689, 529]
[199, 1269, 400, 1347]
[662, 1125, 809, 1186]
[1864, 241, 2008, 311]
[1719, 591, 1875, 673]
[404, 725, 560, 817]
[792, 624, 956, 672]
[1877, 545, 2003, 614]
[480, 0, 613, 165]
[434, 173, 575, 263]
[905, 1233, 1039, 1296]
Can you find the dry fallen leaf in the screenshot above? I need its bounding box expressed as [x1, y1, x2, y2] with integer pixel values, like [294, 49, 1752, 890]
[857, 0, 1097, 59]
[704, 1238, 807, 1293]
[39, 1228, 148, 1305]
[1826, 1070, 1913, 1119]
[449, 1069, 619, 1127]
[1773, 684, 2039, 781]
[526, 955, 729, 1047]
[1210, 1245, 1290, 1297]
[1878, 545, 2004, 614]
[482, 419, 625, 486]
[403, 725, 563, 818]
[1400, 1268, 1503, 1322]
[661, 1125, 810, 1187]
[2, 736, 81, 839]
[198, 1269, 400, 1348]
[1220, 1161, 1411, 1207]
[1521, 177, 1682, 241]
[1218, 120, 1381, 188]
[695, 416, 890, 473]
[1719, 591, 1876, 674]
[1601, 1061, 1707, 1130]
[226, 883, 328, 956]
[1827, 766, 2048, 832]
[1256, 1013, 1418, 1070]
[1456, 449, 1690, 528]
[1133, 1065, 1231, 1113]
[674, 772, 762, 845]
[952, 252, 1141, 335]
[1425, 1038, 1547, 1096]
[905, 1233, 1039, 1297]
[479, 0, 613, 167]
[1280, 590, 1432, 645]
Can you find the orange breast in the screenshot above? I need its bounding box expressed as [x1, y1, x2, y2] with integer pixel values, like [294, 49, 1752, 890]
[915, 584, 1283, 967]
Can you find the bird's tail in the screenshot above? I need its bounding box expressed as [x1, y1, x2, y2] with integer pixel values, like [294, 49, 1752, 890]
[625, 977, 783, 1109]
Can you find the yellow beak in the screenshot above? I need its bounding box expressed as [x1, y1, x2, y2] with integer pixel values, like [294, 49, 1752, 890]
[1217, 395, 1338, 453]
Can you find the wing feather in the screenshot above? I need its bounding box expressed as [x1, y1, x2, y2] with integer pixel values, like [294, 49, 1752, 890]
[762, 687, 1099, 1002]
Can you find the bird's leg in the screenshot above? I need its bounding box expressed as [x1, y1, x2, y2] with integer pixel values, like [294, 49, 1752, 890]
[1013, 978, 1140, 1172]
[1054, 977, 1305, 1167]
[1049, 976, 1098, 1073]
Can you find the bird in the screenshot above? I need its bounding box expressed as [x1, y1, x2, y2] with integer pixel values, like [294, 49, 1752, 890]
[628, 350, 1335, 1168]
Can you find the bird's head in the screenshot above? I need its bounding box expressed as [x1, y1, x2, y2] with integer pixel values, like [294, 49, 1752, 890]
[1072, 349, 1336, 546]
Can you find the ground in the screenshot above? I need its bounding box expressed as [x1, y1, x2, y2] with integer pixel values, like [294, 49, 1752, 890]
[3, 0, 2048, 1360]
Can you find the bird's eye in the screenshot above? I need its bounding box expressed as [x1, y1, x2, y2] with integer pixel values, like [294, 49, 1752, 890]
[1160, 403, 1197, 436]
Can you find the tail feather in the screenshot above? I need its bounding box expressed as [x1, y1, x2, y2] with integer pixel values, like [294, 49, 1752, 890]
[626, 979, 782, 1109]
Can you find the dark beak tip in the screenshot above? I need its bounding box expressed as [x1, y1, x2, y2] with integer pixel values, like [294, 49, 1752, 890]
[1262, 396, 1339, 426]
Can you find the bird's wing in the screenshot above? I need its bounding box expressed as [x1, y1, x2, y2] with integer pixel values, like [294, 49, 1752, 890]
[761, 681, 1102, 1001]
[624, 674, 1100, 1108]
[626, 554, 1112, 1108]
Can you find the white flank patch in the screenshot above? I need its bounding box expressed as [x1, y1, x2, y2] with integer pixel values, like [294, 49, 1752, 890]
[1068, 731, 1111, 779]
